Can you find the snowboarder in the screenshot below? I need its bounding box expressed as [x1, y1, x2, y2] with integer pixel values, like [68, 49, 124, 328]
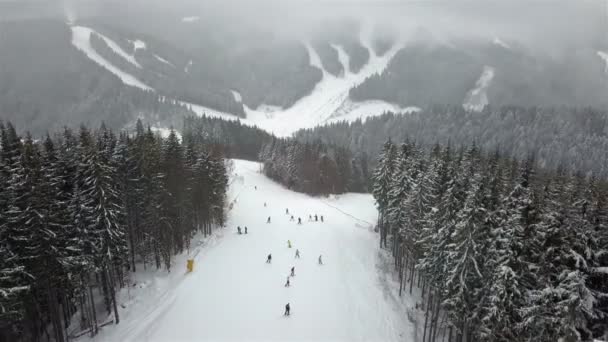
[290, 215, 294, 221]
[237, 226, 242, 234]
[284, 303, 290, 316]
[315, 214, 318, 222]
[291, 267, 295, 276]
[321, 215, 324, 222]
[286, 208, 289, 215]
[245, 226, 248, 234]
[285, 277, 290, 287]
[295, 249, 300, 258]
[318, 255, 323, 265]
[297, 217, 302, 224]
[267, 216, 271, 223]
[266, 254, 272, 263]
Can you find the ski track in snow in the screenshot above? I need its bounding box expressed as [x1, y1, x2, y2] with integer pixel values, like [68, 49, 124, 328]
[80, 160, 414, 342]
[463, 65, 495, 112]
[598, 51, 608, 74]
[153, 54, 174, 67]
[71, 26, 152, 90]
[95, 31, 142, 68]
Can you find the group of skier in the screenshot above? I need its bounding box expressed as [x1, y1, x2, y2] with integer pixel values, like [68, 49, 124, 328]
[260, 202, 325, 317]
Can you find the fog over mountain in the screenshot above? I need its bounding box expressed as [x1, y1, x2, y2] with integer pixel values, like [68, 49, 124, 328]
[1, 0, 607, 135]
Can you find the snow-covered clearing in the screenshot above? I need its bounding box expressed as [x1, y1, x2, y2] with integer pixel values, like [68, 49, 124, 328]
[71, 26, 152, 90]
[131, 39, 147, 51]
[80, 160, 415, 342]
[181, 16, 200, 23]
[231, 90, 243, 103]
[598, 51, 608, 74]
[184, 59, 193, 73]
[492, 37, 510, 49]
[463, 65, 495, 112]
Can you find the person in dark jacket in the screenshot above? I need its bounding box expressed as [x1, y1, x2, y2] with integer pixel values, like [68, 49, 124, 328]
[291, 266, 295, 276]
[297, 217, 302, 224]
[285, 277, 290, 287]
[266, 254, 272, 263]
[284, 303, 290, 316]
[237, 226, 242, 234]
[267, 216, 271, 223]
[245, 226, 248, 234]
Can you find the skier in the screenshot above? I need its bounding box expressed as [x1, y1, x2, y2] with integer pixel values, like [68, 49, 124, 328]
[291, 266, 295, 276]
[308, 215, 312, 221]
[237, 226, 242, 234]
[315, 214, 318, 222]
[267, 216, 271, 223]
[287, 240, 292, 248]
[318, 255, 323, 265]
[321, 215, 324, 222]
[290, 215, 294, 221]
[284, 303, 290, 316]
[297, 217, 302, 224]
[245, 226, 248, 234]
[266, 254, 272, 263]
[264, 202, 266, 207]
[255, 186, 257, 190]
[295, 249, 300, 258]
[286, 208, 289, 215]
[285, 277, 290, 287]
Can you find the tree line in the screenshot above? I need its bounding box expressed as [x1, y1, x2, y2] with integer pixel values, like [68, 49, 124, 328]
[182, 115, 273, 161]
[259, 137, 369, 195]
[295, 106, 608, 179]
[371, 139, 608, 341]
[0, 119, 228, 341]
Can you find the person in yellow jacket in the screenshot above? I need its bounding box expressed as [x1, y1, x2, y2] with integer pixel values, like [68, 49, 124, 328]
[287, 240, 292, 248]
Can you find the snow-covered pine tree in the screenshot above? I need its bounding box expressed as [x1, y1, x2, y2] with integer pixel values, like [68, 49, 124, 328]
[372, 139, 397, 247]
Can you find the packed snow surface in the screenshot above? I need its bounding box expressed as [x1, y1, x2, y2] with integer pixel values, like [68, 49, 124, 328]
[71, 26, 152, 90]
[598, 51, 608, 74]
[463, 65, 495, 112]
[83, 160, 413, 342]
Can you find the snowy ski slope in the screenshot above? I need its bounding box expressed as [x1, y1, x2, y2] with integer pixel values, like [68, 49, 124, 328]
[463, 65, 495, 112]
[83, 160, 414, 341]
[69, 23, 412, 136]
